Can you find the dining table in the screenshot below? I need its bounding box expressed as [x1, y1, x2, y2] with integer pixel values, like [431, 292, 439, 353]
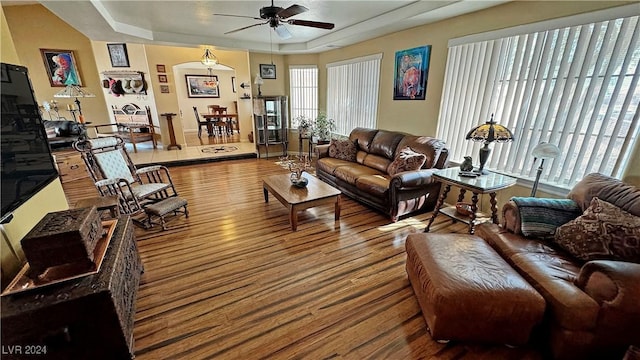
[200, 113, 238, 136]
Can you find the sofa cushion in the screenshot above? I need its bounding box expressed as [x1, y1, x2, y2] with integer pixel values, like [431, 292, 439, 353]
[362, 153, 392, 173]
[554, 197, 640, 263]
[387, 147, 427, 176]
[355, 174, 390, 198]
[349, 127, 378, 153]
[316, 157, 353, 176]
[328, 138, 357, 162]
[369, 130, 405, 159]
[334, 165, 384, 185]
[511, 197, 582, 238]
[568, 173, 640, 216]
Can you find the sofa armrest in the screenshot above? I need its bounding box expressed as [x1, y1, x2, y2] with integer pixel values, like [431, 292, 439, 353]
[501, 200, 522, 234]
[575, 260, 640, 341]
[576, 260, 640, 307]
[390, 169, 438, 188]
[316, 144, 330, 159]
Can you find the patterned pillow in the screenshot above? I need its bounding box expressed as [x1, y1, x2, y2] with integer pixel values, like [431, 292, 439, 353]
[387, 147, 427, 176]
[328, 138, 357, 161]
[554, 197, 640, 263]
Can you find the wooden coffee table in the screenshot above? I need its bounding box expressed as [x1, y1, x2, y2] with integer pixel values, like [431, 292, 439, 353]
[263, 173, 341, 231]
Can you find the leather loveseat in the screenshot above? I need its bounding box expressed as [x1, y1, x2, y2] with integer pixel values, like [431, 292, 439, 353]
[43, 120, 85, 149]
[476, 173, 640, 359]
[315, 127, 448, 221]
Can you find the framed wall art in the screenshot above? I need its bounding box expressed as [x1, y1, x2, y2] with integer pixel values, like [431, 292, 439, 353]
[185, 74, 219, 98]
[160, 85, 170, 93]
[40, 49, 83, 87]
[107, 43, 130, 67]
[393, 45, 431, 100]
[156, 64, 166, 73]
[259, 64, 276, 79]
[158, 74, 168, 83]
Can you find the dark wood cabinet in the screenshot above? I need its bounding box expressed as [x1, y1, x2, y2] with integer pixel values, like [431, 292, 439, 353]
[1, 217, 142, 359]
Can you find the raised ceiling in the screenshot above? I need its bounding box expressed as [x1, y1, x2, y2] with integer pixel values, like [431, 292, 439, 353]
[35, 1, 508, 53]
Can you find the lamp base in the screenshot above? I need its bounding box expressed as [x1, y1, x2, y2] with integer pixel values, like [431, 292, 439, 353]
[473, 168, 490, 176]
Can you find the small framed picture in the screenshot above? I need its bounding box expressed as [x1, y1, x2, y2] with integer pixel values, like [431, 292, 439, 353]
[158, 74, 168, 83]
[259, 64, 276, 79]
[156, 64, 166, 73]
[160, 85, 170, 93]
[107, 43, 129, 68]
[232, 76, 237, 93]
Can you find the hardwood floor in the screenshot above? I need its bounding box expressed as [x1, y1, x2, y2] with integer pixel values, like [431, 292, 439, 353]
[62, 159, 544, 360]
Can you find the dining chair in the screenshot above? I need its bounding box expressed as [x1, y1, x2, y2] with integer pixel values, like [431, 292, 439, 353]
[213, 106, 230, 135]
[193, 106, 210, 138]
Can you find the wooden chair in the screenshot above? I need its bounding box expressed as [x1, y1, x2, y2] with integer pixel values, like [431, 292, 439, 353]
[93, 105, 157, 153]
[73, 136, 179, 221]
[194, 106, 209, 138]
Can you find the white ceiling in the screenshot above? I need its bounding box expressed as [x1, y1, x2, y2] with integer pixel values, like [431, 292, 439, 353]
[29, 0, 508, 54]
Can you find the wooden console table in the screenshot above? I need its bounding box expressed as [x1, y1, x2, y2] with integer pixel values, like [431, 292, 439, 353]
[1, 217, 142, 359]
[160, 112, 181, 150]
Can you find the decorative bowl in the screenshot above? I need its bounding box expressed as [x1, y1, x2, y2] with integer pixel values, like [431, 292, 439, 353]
[290, 175, 308, 188]
[455, 202, 473, 217]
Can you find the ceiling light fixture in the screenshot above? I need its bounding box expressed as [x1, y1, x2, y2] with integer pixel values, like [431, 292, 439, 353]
[201, 48, 219, 87]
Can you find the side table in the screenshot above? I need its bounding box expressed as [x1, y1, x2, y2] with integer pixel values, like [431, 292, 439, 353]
[425, 168, 517, 234]
[298, 134, 311, 158]
[160, 112, 182, 150]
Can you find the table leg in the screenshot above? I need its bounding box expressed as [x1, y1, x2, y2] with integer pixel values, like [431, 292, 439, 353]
[469, 192, 479, 234]
[335, 195, 341, 221]
[263, 187, 269, 202]
[425, 184, 451, 232]
[490, 192, 499, 224]
[457, 188, 467, 203]
[289, 206, 298, 231]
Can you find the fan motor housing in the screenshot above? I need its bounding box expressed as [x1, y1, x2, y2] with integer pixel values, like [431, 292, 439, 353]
[260, 6, 282, 19]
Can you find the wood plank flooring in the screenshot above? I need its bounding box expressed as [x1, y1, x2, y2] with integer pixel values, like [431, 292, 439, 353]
[62, 159, 544, 360]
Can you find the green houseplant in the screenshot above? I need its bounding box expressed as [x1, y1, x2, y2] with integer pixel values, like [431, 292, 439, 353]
[314, 112, 336, 143]
[295, 115, 314, 138]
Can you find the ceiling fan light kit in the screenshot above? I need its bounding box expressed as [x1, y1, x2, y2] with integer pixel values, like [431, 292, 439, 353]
[214, 1, 335, 39]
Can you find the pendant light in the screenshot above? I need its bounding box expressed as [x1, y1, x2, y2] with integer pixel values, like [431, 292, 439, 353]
[200, 48, 219, 88]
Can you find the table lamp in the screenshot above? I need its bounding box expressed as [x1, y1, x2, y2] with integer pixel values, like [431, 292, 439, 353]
[530, 142, 561, 196]
[254, 74, 264, 97]
[53, 81, 95, 123]
[465, 114, 514, 175]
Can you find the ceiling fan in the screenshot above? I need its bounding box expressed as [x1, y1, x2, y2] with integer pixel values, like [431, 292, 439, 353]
[213, 1, 335, 40]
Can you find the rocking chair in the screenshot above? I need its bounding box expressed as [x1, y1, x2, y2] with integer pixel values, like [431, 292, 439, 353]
[73, 136, 179, 219]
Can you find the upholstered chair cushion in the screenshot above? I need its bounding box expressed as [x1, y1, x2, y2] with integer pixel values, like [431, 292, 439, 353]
[554, 197, 640, 263]
[387, 147, 426, 176]
[328, 138, 357, 162]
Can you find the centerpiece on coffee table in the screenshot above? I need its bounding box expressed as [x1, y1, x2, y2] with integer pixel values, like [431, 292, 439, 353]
[287, 155, 312, 187]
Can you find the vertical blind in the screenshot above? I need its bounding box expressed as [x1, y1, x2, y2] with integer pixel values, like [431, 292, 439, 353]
[437, 15, 639, 189]
[289, 66, 318, 128]
[326, 54, 382, 136]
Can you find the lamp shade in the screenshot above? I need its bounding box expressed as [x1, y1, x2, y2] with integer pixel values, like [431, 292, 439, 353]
[200, 48, 218, 67]
[532, 142, 561, 159]
[465, 114, 514, 143]
[254, 74, 264, 85]
[53, 84, 95, 99]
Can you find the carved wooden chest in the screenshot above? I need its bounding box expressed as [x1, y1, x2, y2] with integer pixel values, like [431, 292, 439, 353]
[21, 206, 101, 274]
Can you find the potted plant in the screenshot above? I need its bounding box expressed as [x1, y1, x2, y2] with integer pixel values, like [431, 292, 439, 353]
[314, 112, 336, 144]
[295, 115, 314, 138]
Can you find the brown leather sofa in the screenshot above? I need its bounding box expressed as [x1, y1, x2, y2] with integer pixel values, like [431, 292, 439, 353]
[315, 127, 448, 221]
[476, 173, 640, 359]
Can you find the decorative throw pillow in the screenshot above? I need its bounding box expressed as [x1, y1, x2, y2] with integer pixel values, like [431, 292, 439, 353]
[554, 197, 640, 263]
[387, 147, 427, 176]
[511, 197, 582, 238]
[328, 138, 357, 162]
[45, 127, 58, 139]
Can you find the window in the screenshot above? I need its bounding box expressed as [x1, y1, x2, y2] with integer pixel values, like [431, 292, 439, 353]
[326, 54, 382, 136]
[437, 10, 639, 190]
[289, 65, 318, 128]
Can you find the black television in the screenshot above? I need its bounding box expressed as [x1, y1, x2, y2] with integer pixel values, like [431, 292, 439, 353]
[1, 63, 59, 222]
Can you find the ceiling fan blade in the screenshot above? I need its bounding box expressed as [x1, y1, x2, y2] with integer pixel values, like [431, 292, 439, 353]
[213, 13, 262, 20]
[273, 24, 293, 40]
[277, 4, 308, 19]
[287, 19, 335, 30]
[224, 21, 268, 35]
